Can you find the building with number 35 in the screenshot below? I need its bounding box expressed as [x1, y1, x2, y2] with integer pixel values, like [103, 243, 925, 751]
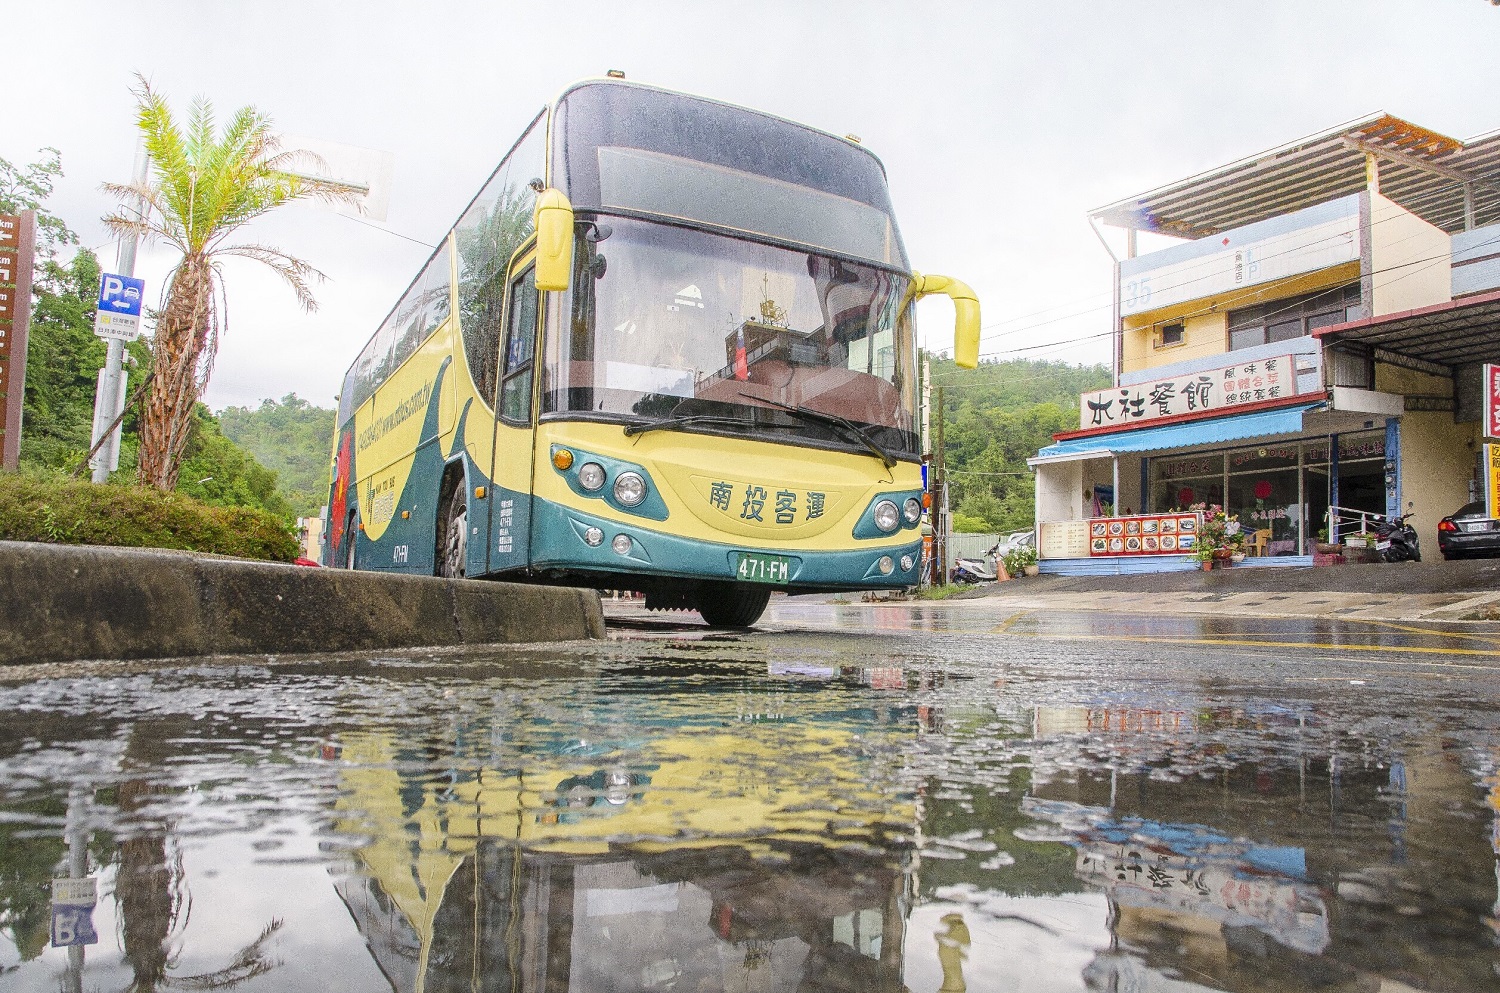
[1028, 113, 1500, 572]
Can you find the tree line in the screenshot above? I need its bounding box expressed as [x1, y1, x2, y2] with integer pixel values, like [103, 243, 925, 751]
[930, 356, 1109, 533]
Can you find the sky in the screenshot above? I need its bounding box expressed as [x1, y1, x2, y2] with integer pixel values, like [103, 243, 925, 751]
[6, 1, 1498, 411]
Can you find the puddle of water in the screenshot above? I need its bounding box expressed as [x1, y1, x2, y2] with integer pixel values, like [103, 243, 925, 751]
[2, 634, 1499, 992]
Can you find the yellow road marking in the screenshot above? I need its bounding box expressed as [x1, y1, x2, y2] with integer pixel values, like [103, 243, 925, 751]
[1346, 617, 1500, 646]
[990, 612, 1031, 634]
[1004, 630, 1500, 666]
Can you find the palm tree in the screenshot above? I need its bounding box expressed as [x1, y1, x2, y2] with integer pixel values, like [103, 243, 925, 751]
[103, 75, 353, 490]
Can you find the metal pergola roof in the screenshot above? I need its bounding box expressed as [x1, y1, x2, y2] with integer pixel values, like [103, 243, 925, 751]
[1091, 113, 1500, 239]
[1314, 289, 1500, 371]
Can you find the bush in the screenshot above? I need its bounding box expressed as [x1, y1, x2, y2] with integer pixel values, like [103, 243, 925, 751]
[0, 472, 299, 562]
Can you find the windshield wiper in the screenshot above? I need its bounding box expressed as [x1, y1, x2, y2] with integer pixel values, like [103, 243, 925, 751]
[737, 394, 897, 469]
[623, 413, 775, 438]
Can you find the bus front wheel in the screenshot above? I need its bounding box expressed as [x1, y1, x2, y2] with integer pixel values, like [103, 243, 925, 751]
[694, 582, 771, 628]
[437, 486, 467, 579]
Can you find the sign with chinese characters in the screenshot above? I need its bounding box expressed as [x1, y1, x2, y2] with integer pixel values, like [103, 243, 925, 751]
[1485, 363, 1500, 439]
[1079, 355, 1299, 430]
[50, 876, 99, 948]
[1038, 520, 1090, 560]
[93, 272, 147, 340]
[1486, 443, 1500, 521]
[1088, 513, 1201, 556]
[1, 212, 36, 471]
[707, 478, 828, 525]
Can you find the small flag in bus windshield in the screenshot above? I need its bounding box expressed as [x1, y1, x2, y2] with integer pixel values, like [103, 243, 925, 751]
[734, 326, 749, 380]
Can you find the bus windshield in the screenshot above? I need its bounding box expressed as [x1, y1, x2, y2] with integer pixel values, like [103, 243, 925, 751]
[542, 216, 918, 457]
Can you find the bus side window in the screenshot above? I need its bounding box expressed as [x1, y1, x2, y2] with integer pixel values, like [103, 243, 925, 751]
[499, 265, 538, 424]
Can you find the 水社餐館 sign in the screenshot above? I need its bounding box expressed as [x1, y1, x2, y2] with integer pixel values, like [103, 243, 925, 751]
[1079, 355, 1301, 430]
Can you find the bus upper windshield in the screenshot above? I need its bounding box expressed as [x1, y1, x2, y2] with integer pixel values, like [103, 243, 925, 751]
[542, 216, 919, 457]
[552, 82, 908, 269]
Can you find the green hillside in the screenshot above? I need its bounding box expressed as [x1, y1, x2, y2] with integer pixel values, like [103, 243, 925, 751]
[218, 395, 336, 517]
[929, 357, 1110, 532]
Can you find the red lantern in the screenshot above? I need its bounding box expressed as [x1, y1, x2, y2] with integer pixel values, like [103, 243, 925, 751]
[1253, 480, 1273, 500]
[1178, 487, 1194, 505]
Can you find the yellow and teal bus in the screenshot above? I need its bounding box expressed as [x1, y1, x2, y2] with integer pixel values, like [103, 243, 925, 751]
[324, 77, 978, 626]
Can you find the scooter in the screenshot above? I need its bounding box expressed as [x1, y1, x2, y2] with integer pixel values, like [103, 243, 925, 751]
[1373, 512, 1421, 563]
[951, 544, 1000, 584]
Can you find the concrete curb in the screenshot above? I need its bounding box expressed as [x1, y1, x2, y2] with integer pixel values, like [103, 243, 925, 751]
[0, 541, 606, 665]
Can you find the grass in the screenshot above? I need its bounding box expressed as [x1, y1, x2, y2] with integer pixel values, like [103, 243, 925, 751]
[914, 583, 970, 601]
[0, 471, 300, 562]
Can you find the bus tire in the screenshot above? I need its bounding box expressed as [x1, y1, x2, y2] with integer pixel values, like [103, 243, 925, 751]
[694, 582, 771, 628]
[344, 515, 358, 570]
[437, 485, 467, 579]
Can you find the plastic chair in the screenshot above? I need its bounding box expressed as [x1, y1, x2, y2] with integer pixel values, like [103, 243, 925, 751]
[1250, 528, 1272, 557]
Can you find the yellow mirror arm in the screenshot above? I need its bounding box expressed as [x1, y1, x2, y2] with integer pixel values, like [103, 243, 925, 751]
[533, 188, 575, 292]
[911, 272, 981, 369]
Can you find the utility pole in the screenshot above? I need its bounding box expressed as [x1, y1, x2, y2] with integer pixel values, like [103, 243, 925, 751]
[88, 145, 149, 483]
[934, 385, 947, 585]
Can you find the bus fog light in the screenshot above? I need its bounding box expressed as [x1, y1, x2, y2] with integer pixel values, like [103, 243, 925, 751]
[877, 555, 895, 575]
[900, 554, 914, 571]
[903, 498, 922, 525]
[552, 448, 575, 470]
[873, 500, 900, 532]
[584, 527, 604, 547]
[613, 471, 647, 507]
[578, 462, 606, 491]
[612, 534, 633, 555]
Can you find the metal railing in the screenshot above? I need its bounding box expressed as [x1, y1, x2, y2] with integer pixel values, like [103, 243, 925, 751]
[1325, 504, 1395, 544]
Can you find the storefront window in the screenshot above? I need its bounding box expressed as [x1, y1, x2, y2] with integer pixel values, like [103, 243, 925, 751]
[1145, 430, 1388, 557]
[1150, 454, 1223, 512]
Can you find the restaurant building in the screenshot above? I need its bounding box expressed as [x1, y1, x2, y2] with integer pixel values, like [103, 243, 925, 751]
[1029, 113, 1500, 573]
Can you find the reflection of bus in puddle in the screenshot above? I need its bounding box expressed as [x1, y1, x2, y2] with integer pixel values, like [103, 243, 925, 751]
[327, 698, 916, 992]
[1022, 797, 1330, 956]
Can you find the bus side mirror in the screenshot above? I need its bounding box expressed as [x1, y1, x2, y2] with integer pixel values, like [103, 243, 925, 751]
[534, 188, 575, 292]
[912, 273, 981, 369]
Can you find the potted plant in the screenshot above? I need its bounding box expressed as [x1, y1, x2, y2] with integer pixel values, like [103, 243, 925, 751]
[1193, 544, 1216, 571]
[1004, 545, 1039, 577]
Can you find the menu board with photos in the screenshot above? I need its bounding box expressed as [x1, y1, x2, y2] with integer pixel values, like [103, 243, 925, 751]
[1087, 513, 1203, 557]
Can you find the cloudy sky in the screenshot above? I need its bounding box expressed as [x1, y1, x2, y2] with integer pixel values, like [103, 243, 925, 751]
[7, 1, 1497, 410]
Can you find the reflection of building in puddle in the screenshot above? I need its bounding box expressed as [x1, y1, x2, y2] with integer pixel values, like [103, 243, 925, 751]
[328, 699, 917, 992]
[337, 839, 907, 993]
[1022, 797, 1329, 957]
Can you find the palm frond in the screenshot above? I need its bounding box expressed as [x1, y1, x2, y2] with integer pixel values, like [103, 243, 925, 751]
[218, 243, 326, 312]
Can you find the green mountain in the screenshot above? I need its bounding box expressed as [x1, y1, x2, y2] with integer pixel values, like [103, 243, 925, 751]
[218, 395, 336, 518]
[930, 357, 1110, 532]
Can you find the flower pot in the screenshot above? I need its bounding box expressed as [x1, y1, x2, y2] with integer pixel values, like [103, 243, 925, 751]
[1230, 553, 1245, 564]
[1201, 561, 1213, 572]
[1023, 564, 1039, 577]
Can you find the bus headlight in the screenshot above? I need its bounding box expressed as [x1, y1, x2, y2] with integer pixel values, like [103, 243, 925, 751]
[900, 554, 915, 571]
[613, 471, 647, 507]
[903, 498, 922, 526]
[584, 527, 604, 547]
[612, 534, 633, 555]
[873, 499, 900, 532]
[578, 462, 606, 491]
[876, 555, 895, 575]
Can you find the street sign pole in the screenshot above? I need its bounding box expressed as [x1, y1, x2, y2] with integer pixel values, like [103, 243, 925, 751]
[89, 145, 149, 483]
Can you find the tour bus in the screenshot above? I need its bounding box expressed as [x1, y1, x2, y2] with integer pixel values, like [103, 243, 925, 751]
[324, 76, 979, 626]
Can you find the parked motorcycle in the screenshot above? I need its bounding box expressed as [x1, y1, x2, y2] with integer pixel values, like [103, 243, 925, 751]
[1373, 511, 1421, 563]
[951, 543, 1000, 584]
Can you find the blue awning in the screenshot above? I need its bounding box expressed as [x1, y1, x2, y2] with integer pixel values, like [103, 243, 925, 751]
[1031, 401, 1328, 463]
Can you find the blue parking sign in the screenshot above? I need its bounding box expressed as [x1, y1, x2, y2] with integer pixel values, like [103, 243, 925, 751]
[97, 273, 145, 317]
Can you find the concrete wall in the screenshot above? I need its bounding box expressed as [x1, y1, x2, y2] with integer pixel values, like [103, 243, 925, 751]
[0, 542, 606, 666]
[1374, 362, 1477, 542]
[1370, 192, 1451, 316]
[1036, 459, 1084, 523]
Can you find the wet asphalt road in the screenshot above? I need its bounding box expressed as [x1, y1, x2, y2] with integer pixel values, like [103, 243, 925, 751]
[3, 598, 1500, 992]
